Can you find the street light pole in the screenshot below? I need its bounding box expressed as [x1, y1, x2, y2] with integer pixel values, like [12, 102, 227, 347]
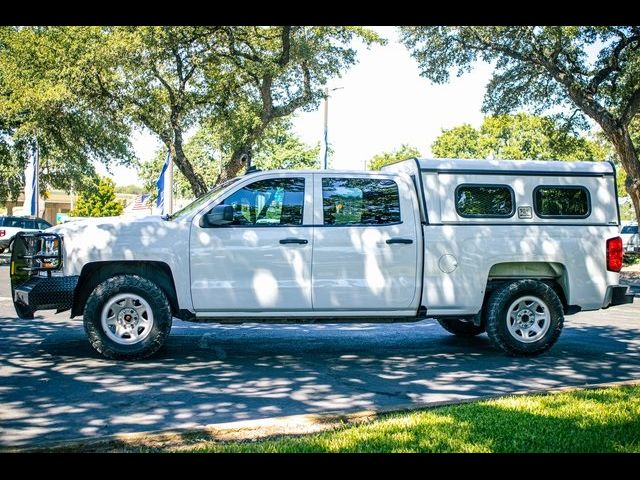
[322, 86, 343, 170]
[323, 87, 329, 169]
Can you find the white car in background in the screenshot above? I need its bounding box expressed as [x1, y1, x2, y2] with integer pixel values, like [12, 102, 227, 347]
[0, 216, 52, 254]
[621, 222, 640, 254]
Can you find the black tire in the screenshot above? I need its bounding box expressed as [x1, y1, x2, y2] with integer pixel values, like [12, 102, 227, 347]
[83, 274, 172, 360]
[14, 302, 35, 320]
[437, 318, 485, 337]
[485, 279, 563, 356]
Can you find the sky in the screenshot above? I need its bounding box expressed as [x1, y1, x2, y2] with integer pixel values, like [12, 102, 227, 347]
[98, 26, 493, 186]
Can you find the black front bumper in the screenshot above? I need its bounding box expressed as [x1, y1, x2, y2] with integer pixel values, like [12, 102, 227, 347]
[604, 285, 635, 308]
[13, 275, 79, 314]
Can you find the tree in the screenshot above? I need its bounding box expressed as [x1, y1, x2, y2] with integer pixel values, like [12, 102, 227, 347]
[367, 144, 421, 170]
[400, 26, 640, 223]
[0, 27, 134, 203]
[252, 129, 320, 171]
[138, 124, 319, 202]
[69, 26, 381, 197]
[115, 184, 145, 195]
[69, 177, 123, 217]
[432, 113, 607, 161]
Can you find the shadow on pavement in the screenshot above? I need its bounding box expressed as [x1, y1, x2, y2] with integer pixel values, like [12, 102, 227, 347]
[1, 310, 639, 448]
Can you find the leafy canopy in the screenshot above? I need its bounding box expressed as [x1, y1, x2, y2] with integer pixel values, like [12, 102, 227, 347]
[367, 144, 421, 170]
[139, 123, 319, 202]
[70, 26, 382, 196]
[399, 27, 640, 127]
[0, 27, 134, 203]
[432, 113, 607, 161]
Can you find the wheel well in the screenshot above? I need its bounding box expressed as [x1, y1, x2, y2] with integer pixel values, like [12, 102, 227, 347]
[484, 262, 570, 316]
[71, 261, 179, 318]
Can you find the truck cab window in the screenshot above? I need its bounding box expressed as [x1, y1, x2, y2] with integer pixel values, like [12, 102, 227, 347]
[322, 178, 401, 226]
[220, 178, 305, 226]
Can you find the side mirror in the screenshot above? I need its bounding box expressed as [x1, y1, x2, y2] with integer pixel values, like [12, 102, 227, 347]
[200, 205, 235, 227]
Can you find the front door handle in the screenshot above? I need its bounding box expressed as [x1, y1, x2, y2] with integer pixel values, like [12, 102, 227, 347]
[280, 238, 308, 245]
[386, 238, 413, 245]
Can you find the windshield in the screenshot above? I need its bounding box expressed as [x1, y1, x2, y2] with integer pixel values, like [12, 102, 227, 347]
[167, 177, 243, 220]
[621, 225, 638, 234]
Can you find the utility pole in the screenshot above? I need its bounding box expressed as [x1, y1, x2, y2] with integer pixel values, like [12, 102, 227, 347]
[34, 139, 40, 217]
[166, 148, 174, 215]
[322, 86, 343, 170]
[323, 87, 329, 169]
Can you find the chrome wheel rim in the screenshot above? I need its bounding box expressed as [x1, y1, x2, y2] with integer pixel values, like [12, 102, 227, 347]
[506, 295, 550, 343]
[100, 293, 154, 345]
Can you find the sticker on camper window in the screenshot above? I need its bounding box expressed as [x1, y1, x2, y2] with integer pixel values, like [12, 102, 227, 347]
[518, 206, 533, 219]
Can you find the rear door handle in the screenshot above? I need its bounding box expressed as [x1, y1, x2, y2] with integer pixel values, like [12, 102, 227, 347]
[386, 238, 413, 245]
[280, 238, 308, 245]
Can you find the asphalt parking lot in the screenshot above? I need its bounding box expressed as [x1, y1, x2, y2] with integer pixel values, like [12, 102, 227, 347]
[1, 263, 639, 448]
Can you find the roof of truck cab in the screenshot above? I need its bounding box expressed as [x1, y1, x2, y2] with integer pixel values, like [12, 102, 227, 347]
[245, 169, 408, 176]
[414, 158, 614, 174]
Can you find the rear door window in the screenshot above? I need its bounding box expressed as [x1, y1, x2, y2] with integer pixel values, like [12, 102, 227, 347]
[321, 178, 401, 226]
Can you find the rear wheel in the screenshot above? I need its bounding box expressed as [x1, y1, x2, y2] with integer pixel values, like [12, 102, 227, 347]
[485, 279, 563, 356]
[83, 274, 172, 360]
[437, 318, 485, 337]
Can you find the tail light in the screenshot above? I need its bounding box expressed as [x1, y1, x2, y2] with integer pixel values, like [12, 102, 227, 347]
[606, 236, 623, 272]
[0, 229, 5, 237]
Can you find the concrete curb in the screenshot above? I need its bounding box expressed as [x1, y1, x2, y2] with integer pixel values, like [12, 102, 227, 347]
[5, 377, 640, 452]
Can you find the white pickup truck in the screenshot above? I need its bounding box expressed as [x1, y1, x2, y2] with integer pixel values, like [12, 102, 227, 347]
[10, 158, 634, 360]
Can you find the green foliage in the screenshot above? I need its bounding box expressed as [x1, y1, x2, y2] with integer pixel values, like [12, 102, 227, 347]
[617, 166, 629, 197]
[400, 26, 640, 224]
[115, 184, 145, 195]
[431, 125, 481, 159]
[0, 27, 134, 203]
[620, 200, 636, 221]
[61, 26, 381, 196]
[69, 177, 124, 217]
[399, 27, 640, 125]
[432, 114, 607, 161]
[252, 131, 320, 171]
[138, 124, 319, 202]
[367, 144, 421, 170]
[2, 26, 381, 200]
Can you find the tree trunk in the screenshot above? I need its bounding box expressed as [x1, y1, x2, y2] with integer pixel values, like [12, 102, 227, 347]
[170, 125, 208, 198]
[213, 123, 265, 186]
[215, 147, 251, 186]
[607, 126, 640, 225]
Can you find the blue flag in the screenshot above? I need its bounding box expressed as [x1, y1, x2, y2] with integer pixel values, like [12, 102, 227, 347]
[23, 143, 38, 216]
[156, 151, 170, 214]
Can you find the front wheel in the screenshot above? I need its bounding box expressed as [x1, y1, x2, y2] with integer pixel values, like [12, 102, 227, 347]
[485, 280, 564, 356]
[83, 274, 172, 360]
